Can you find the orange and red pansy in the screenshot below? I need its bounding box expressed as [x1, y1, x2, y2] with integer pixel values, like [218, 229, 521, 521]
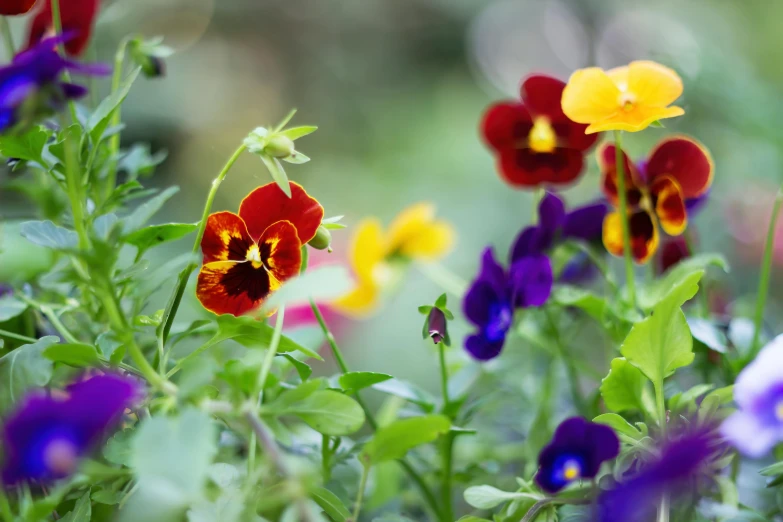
[196, 182, 324, 317]
[481, 75, 599, 189]
[0, 0, 37, 16]
[26, 0, 99, 56]
[599, 136, 713, 264]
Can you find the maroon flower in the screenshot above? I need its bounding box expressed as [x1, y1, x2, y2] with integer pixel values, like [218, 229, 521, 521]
[480, 75, 599, 189]
[26, 0, 100, 56]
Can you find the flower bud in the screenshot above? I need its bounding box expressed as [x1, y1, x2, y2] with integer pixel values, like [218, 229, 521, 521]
[427, 307, 447, 344]
[264, 135, 296, 158]
[137, 54, 166, 79]
[308, 225, 332, 251]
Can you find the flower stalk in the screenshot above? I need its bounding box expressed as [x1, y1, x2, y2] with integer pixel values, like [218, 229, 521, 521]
[750, 188, 783, 359]
[613, 130, 636, 308]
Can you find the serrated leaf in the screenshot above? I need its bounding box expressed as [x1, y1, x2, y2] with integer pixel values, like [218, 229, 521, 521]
[20, 220, 79, 250]
[361, 415, 450, 465]
[339, 371, 393, 392]
[600, 358, 647, 413]
[637, 254, 727, 310]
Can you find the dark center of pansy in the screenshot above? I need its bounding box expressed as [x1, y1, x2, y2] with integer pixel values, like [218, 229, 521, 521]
[552, 454, 585, 486]
[42, 437, 79, 476]
[484, 302, 512, 342]
[246, 244, 265, 269]
[528, 117, 556, 154]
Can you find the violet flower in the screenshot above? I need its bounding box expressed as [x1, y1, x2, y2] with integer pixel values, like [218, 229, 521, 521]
[721, 334, 783, 457]
[0, 34, 108, 133]
[2, 373, 142, 485]
[535, 417, 619, 493]
[427, 307, 447, 344]
[463, 248, 552, 361]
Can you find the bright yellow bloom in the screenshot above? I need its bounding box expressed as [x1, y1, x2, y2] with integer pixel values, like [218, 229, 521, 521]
[561, 61, 684, 134]
[334, 203, 454, 317]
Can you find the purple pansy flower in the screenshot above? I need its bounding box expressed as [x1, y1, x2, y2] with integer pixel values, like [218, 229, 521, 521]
[0, 34, 108, 133]
[427, 307, 447, 345]
[510, 192, 607, 283]
[721, 335, 783, 457]
[2, 373, 142, 485]
[463, 248, 552, 361]
[596, 430, 716, 522]
[534, 417, 619, 493]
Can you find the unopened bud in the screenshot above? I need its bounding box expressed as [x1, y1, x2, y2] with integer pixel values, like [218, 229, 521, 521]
[308, 225, 332, 251]
[264, 135, 296, 158]
[427, 308, 447, 345]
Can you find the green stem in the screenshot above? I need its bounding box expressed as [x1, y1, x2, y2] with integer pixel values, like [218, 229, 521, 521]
[545, 309, 586, 415]
[103, 37, 132, 202]
[750, 188, 783, 359]
[158, 144, 247, 350]
[321, 435, 332, 483]
[17, 294, 78, 344]
[520, 497, 589, 522]
[613, 130, 636, 309]
[0, 487, 13, 522]
[438, 344, 449, 412]
[417, 262, 468, 298]
[531, 187, 543, 224]
[654, 380, 666, 434]
[437, 343, 454, 522]
[353, 464, 370, 522]
[309, 299, 443, 520]
[60, 115, 89, 252]
[0, 16, 14, 60]
[50, 0, 79, 124]
[0, 328, 36, 344]
[683, 232, 709, 317]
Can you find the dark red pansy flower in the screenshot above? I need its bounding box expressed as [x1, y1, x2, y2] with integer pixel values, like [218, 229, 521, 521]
[0, 0, 37, 15]
[26, 0, 99, 56]
[480, 75, 599, 189]
[196, 182, 324, 317]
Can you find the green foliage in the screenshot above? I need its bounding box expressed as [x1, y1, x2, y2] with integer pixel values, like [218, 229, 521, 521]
[600, 357, 652, 414]
[0, 336, 56, 412]
[361, 415, 451, 465]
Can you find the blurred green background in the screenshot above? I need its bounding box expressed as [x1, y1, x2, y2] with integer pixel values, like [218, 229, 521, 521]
[4, 0, 783, 397]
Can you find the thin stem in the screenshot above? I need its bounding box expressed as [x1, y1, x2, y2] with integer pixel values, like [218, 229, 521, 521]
[309, 299, 442, 520]
[103, 36, 132, 202]
[0, 16, 14, 60]
[158, 144, 247, 349]
[17, 294, 79, 344]
[352, 464, 370, 521]
[417, 262, 468, 298]
[437, 343, 454, 522]
[520, 497, 590, 522]
[60, 115, 89, 252]
[655, 381, 666, 434]
[531, 187, 543, 224]
[0, 328, 36, 344]
[613, 130, 636, 309]
[321, 435, 332, 483]
[545, 309, 586, 415]
[683, 232, 709, 317]
[438, 344, 449, 412]
[750, 188, 783, 359]
[50, 0, 79, 124]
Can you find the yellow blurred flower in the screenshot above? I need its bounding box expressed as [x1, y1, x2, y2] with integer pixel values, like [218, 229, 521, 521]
[334, 203, 454, 317]
[561, 61, 684, 134]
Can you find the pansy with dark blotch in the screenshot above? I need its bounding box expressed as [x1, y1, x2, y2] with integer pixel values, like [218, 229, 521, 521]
[197, 182, 324, 317]
[27, 0, 99, 56]
[481, 75, 599, 189]
[721, 334, 783, 457]
[595, 429, 717, 522]
[534, 417, 619, 493]
[2, 373, 141, 485]
[0, 0, 37, 15]
[0, 34, 108, 133]
[600, 135, 713, 264]
[463, 248, 552, 361]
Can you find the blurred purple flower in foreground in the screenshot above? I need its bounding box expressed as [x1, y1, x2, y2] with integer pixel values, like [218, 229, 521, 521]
[0, 34, 108, 133]
[721, 334, 783, 457]
[463, 248, 551, 361]
[2, 373, 142, 485]
[535, 417, 619, 493]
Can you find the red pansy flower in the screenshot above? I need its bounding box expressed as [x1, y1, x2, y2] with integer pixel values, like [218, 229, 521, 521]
[26, 0, 99, 56]
[196, 182, 324, 317]
[600, 136, 713, 264]
[480, 75, 599, 189]
[0, 0, 37, 16]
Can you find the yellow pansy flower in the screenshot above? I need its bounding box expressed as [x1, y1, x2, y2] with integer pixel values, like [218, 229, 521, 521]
[561, 60, 684, 134]
[334, 203, 454, 317]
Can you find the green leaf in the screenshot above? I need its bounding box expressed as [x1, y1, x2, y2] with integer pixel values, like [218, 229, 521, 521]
[60, 490, 91, 522]
[688, 318, 728, 353]
[125, 223, 197, 254]
[281, 151, 310, 164]
[259, 265, 353, 314]
[0, 336, 57, 412]
[0, 295, 27, 322]
[361, 415, 450, 465]
[279, 126, 317, 140]
[321, 215, 344, 225]
[43, 342, 101, 367]
[310, 487, 351, 522]
[104, 429, 134, 467]
[621, 270, 703, 385]
[339, 371, 393, 393]
[273, 390, 365, 436]
[89, 67, 141, 142]
[600, 358, 649, 413]
[372, 378, 436, 412]
[277, 353, 312, 381]
[259, 154, 291, 197]
[118, 143, 168, 181]
[94, 213, 120, 240]
[463, 485, 537, 510]
[551, 285, 608, 321]
[637, 254, 727, 310]
[0, 126, 48, 162]
[20, 220, 79, 250]
[593, 413, 642, 443]
[212, 314, 323, 360]
[122, 186, 181, 234]
[760, 461, 783, 477]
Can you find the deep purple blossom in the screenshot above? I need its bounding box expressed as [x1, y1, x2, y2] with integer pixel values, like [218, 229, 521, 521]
[463, 248, 552, 361]
[427, 307, 447, 344]
[721, 334, 783, 457]
[534, 417, 619, 493]
[0, 35, 108, 133]
[2, 373, 142, 485]
[596, 430, 717, 522]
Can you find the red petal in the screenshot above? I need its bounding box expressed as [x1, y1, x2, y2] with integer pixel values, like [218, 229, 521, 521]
[628, 210, 659, 264]
[238, 182, 324, 244]
[0, 0, 37, 16]
[480, 102, 532, 151]
[258, 220, 302, 286]
[598, 142, 644, 208]
[650, 175, 687, 236]
[659, 237, 690, 274]
[196, 261, 270, 317]
[521, 75, 567, 120]
[26, 0, 99, 56]
[645, 136, 714, 198]
[498, 148, 585, 188]
[200, 211, 254, 264]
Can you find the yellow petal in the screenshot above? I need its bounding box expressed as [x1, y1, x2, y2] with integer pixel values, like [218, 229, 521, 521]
[585, 105, 684, 134]
[349, 218, 386, 283]
[387, 203, 454, 260]
[561, 67, 621, 124]
[606, 65, 629, 91]
[627, 60, 683, 108]
[332, 280, 380, 317]
[602, 211, 625, 258]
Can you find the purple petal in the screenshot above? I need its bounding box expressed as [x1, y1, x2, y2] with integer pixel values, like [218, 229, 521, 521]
[462, 280, 497, 327]
[721, 411, 779, 458]
[465, 333, 504, 361]
[60, 82, 88, 100]
[562, 201, 608, 242]
[733, 335, 783, 410]
[686, 190, 709, 216]
[510, 255, 552, 308]
[509, 225, 553, 262]
[559, 252, 598, 284]
[538, 192, 566, 231]
[65, 374, 143, 446]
